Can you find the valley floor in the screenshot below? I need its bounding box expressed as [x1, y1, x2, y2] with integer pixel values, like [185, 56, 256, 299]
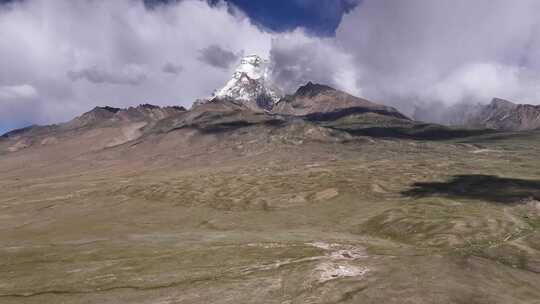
[1, 129, 540, 303]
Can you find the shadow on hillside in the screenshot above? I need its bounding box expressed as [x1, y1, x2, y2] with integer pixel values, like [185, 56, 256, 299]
[194, 119, 286, 134]
[304, 107, 409, 121]
[333, 125, 495, 141]
[402, 174, 540, 204]
[457, 130, 540, 144]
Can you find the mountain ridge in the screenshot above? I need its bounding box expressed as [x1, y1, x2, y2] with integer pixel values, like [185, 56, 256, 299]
[465, 98, 540, 131]
[212, 55, 282, 111]
[0, 79, 415, 156]
[0, 104, 187, 153]
[273, 82, 408, 121]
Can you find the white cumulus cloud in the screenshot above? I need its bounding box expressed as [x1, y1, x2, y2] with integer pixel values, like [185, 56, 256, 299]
[0, 84, 38, 101]
[0, 0, 277, 130]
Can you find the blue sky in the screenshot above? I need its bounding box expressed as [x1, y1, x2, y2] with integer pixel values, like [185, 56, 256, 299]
[147, 0, 359, 35]
[0, 0, 358, 36]
[213, 0, 359, 35]
[2, 0, 359, 36]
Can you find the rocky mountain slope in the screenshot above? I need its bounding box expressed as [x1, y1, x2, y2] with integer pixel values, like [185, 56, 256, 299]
[274, 82, 408, 121]
[1, 60, 414, 155]
[0, 104, 186, 153]
[413, 98, 540, 131]
[465, 98, 540, 131]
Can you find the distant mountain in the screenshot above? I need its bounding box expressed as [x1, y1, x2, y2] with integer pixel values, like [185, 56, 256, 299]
[199, 55, 409, 123]
[464, 98, 540, 131]
[1, 78, 414, 155]
[0, 104, 185, 153]
[413, 98, 540, 131]
[273, 82, 408, 121]
[212, 55, 282, 111]
[1, 48, 420, 157]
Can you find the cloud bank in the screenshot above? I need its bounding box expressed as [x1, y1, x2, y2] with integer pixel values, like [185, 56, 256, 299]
[0, 84, 38, 101]
[269, 0, 540, 118]
[1, 0, 540, 131]
[269, 32, 360, 96]
[0, 0, 274, 132]
[336, 0, 540, 114]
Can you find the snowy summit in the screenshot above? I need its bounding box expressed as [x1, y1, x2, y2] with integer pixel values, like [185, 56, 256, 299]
[213, 55, 282, 111]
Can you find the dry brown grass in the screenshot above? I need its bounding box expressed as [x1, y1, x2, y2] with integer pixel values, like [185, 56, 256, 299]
[1, 126, 540, 303]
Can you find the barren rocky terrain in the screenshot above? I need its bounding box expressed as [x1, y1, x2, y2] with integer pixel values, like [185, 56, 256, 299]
[1, 107, 540, 303]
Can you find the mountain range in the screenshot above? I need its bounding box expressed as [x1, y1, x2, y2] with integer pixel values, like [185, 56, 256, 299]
[2, 54, 540, 157]
[0, 55, 412, 156]
[414, 97, 540, 131]
[465, 98, 540, 131]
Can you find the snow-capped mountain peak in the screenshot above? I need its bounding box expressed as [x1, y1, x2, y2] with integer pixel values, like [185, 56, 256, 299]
[233, 55, 267, 80]
[213, 55, 282, 111]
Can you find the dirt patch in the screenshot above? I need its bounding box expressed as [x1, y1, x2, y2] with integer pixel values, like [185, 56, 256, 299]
[106, 122, 147, 147]
[315, 262, 369, 282]
[41, 137, 59, 145]
[8, 140, 29, 152]
[371, 183, 387, 194]
[313, 188, 339, 202]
